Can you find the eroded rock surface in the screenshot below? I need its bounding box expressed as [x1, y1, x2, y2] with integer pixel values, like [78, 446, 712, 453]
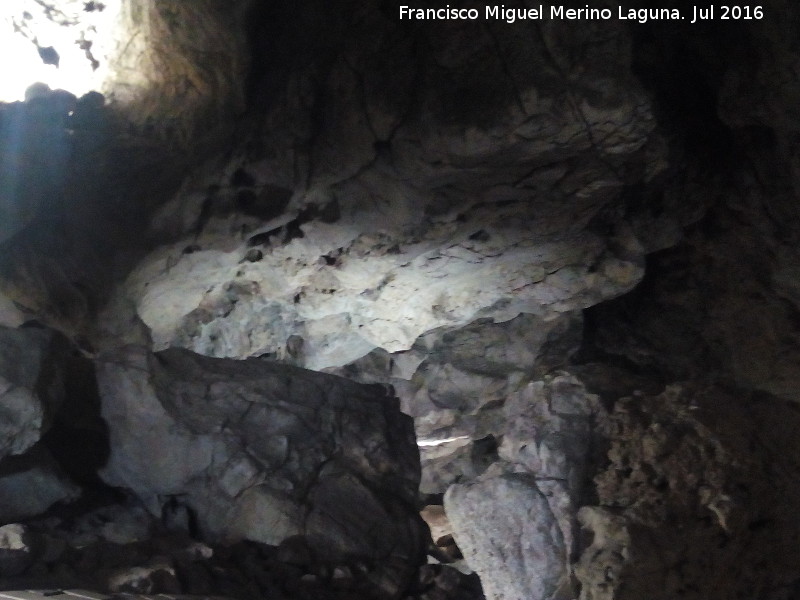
[2, 2, 800, 600]
[443, 373, 607, 600]
[575, 383, 800, 600]
[94, 7, 659, 371]
[446, 473, 566, 600]
[0, 326, 80, 523]
[4, 496, 484, 600]
[96, 346, 424, 578]
[0, 446, 81, 523]
[0, 326, 67, 461]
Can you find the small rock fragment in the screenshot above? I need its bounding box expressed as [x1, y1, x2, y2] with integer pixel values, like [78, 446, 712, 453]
[0, 523, 35, 576]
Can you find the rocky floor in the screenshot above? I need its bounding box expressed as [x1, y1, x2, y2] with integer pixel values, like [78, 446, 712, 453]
[0, 492, 483, 600]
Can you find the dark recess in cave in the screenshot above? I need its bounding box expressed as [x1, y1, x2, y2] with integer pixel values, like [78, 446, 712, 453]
[41, 353, 110, 488]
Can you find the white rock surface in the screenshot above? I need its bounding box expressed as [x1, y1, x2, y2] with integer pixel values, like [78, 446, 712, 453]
[107, 205, 644, 370]
[94, 13, 657, 368]
[0, 523, 34, 577]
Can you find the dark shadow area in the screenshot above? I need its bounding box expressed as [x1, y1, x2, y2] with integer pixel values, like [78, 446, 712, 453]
[41, 352, 110, 488]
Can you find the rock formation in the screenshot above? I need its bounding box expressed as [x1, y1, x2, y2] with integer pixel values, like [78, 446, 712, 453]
[97, 346, 423, 565]
[1, 1, 800, 599]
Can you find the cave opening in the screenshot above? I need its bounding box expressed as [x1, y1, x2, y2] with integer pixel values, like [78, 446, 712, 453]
[0, 0, 120, 103]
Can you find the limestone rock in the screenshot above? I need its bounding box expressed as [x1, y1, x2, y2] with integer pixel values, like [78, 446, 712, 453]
[0, 523, 35, 577]
[332, 313, 584, 496]
[0, 326, 67, 462]
[115, 213, 645, 369]
[96, 345, 424, 568]
[103, 0, 249, 149]
[573, 507, 632, 600]
[445, 473, 566, 600]
[0, 445, 81, 524]
[498, 375, 608, 551]
[437, 373, 606, 600]
[420, 506, 453, 546]
[576, 383, 800, 600]
[107, 559, 181, 595]
[91, 3, 659, 368]
[3, 3, 800, 600]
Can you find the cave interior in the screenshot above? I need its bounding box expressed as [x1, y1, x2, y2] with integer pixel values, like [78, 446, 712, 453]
[1, 1, 800, 600]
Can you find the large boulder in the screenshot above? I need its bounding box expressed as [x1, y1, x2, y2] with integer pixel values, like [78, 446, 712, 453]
[96, 346, 424, 569]
[92, 3, 659, 370]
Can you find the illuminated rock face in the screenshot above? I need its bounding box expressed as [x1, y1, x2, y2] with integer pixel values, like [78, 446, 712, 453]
[112, 197, 645, 368]
[102, 0, 248, 147]
[99, 10, 657, 366]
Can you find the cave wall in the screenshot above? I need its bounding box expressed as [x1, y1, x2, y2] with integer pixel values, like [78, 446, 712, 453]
[2, 1, 800, 600]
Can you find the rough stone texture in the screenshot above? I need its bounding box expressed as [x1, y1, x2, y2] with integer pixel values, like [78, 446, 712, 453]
[0, 326, 67, 461]
[574, 383, 800, 600]
[0, 325, 81, 524]
[110, 210, 644, 367]
[3, 2, 800, 600]
[0, 519, 484, 600]
[582, 0, 800, 404]
[497, 375, 608, 558]
[93, 6, 659, 369]
[445, 473, 565, 600]
[325, 312, 583, 496]
[104, 0, 249, 148]
[443, 374, 606, 600]
[96, 345, 423, 570]
[0, 446, 81, 524]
